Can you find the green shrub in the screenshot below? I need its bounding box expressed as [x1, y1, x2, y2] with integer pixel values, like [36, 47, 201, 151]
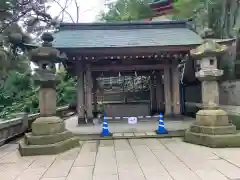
[229, 115, 240, 130]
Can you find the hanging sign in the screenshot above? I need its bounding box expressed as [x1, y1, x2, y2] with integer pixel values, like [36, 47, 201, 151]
[128, 117, 138, 124]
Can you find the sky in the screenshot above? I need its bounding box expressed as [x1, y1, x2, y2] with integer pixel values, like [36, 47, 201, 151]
[47, 0, 111, 23]
[31, 0, 111, 69]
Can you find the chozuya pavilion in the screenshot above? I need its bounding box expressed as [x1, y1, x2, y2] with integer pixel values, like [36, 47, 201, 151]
[18, 20, 239, 156]
[51, 20, 234, 124]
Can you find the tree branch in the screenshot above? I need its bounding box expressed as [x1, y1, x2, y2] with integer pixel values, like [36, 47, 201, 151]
[52, 0, 75, 23]
[0, 8, 32, 33]
[74, 0, 80, 23]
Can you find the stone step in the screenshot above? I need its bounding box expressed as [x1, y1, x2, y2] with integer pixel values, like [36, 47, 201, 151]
[19, 137, 80, 156]
[25, 131, 74, 145]
[189, 124, 237, 135]
[77, 130, 186, 141]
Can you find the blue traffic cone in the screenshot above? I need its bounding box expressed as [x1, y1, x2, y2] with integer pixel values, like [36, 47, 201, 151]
[156, 113, 168, 134]
[101, 113, 112, 137]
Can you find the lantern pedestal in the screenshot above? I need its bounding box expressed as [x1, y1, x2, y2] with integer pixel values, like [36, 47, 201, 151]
[19, 117, 79, 156]
[184, 40, 240, 148]
[184, 109, 240, 148]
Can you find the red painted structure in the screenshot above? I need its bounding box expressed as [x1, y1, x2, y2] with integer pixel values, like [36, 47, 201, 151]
[145, 0, 174, 21]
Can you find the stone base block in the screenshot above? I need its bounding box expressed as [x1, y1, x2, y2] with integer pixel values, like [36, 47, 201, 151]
[184, 130, 240, 148]
[189, 124, 237, 135]
[196, 109, 229, 126]
[19, 116, 79, 156]
[78, 117, 86, 124]
[25, 131, 74, 145]
[19, 137, 80, 156]
[87, 117, 93, 124]
[32, 116, 65, 136]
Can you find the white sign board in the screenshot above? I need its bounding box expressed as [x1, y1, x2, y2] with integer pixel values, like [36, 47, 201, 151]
[128, 117, 138, 124]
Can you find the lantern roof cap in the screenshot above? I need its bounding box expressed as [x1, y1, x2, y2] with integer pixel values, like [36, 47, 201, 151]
[29, 32, 67, 63]
[190, 40, 227, 58]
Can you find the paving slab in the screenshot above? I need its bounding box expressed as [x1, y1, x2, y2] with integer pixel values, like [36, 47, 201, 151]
[114, 139, 131, 151]
[66, 166, 93, 180]
[74, 141, 97, 167]
[93, 174, 119, 180]
[115, 140, 146, 180]
[195, 169, 228, 180]
[131, 143, 172, 179]
[94, 145, 117, 176]
[99, 140, 114, 147]
[1, 138, 240, 179]
[42, 160, 74, 178]
[29, 155, 57, 169]
[209, 159, 240, 179]
[0, 143, 18, 159]
[15, 167, 47, 180]
[41, 178, 66, 180]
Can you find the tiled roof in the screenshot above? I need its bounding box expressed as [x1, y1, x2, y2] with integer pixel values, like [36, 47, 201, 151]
[53, 21, 202, 48]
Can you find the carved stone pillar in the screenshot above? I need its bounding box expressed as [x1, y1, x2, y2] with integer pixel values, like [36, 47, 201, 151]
[164, 67, 172, 115]
[39, 86, 56, 117]
[85, 64, 93, 122]
[77, 71, 85, 124]
[185, 40, 240, 148]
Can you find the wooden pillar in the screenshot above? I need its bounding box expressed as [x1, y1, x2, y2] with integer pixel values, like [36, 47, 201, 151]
[164, 67, 172, 115]
[85, 64, 93, 122]
[93, 76, 98, 115]
[172, 64, 181, 115]
[149, 75, 154, 113]
[77, 70, 85, 124]
[156, 72, 164, 112]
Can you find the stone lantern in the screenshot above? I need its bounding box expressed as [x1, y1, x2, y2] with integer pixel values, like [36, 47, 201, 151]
[19, 33, 79, 156]
[184, 40, 240, 148]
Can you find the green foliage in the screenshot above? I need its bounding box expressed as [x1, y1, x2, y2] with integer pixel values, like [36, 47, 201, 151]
[0, 66, 76, 119]
[172, 0, 240, 38]
[0, 71, 39, 118]
[0, 48, 30, 85]
[99, 0, 154, 21]
[0, 0, 76, 119]
[172, 0, 205, 20]
[56, 70, 77, 106]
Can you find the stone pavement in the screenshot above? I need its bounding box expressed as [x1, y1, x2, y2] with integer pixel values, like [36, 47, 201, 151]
[1, 138, 240, 180]
[65, 116, 194, 135]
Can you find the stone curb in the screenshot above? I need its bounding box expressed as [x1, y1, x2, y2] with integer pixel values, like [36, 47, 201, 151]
[75, 130, 186, 141]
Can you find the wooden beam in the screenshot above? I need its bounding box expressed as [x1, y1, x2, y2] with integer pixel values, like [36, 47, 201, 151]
[60, 45, 195, 56]
[93, 70, 156, 77]
[91, 64, 168, 72]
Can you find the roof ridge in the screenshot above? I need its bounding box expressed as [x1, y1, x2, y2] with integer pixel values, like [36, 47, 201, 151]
[58, 20, 188, 31]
